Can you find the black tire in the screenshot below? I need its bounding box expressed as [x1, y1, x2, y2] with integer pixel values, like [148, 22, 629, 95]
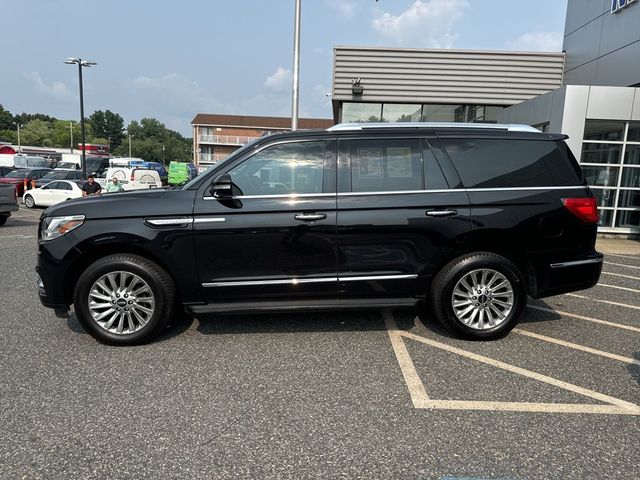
[24, 194, 35, 208]
[73, 254, 176, 345]
[0, 215, 7, 226]
[430, 252, 526, 340]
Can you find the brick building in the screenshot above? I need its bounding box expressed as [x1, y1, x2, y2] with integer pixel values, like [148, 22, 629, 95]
[191, 114, 333, 169]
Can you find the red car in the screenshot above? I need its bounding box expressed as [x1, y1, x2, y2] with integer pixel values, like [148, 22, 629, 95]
[0, 168, 52, 197]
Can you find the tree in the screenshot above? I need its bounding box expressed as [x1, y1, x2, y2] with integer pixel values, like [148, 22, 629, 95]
[14, 112, 54, 125]
[89, 110, 125, 149]
[20, 119, 54, 147]
[112, 119, 191, 163]
[0, 104, 14, 131]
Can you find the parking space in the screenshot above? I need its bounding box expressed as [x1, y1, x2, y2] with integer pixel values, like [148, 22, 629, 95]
[1, 211, 639, 479]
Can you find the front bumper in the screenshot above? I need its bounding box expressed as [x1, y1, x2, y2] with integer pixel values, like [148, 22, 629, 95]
[36, 271, 69, 318]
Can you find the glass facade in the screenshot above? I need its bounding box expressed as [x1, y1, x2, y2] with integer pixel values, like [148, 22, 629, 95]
[580, 120, 640, 231]
[341, 102, 502, 124]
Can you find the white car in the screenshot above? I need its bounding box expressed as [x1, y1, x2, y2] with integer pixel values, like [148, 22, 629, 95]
[23, 180, 84, 208]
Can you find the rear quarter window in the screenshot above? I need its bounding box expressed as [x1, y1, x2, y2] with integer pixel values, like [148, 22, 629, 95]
[441, 138, 582, 188]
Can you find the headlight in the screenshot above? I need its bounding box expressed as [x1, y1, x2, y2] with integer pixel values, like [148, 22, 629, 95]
[41, 215, 85, 241]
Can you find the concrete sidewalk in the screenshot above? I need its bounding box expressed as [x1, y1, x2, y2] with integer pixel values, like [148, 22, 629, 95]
[596, 238, 640, 255]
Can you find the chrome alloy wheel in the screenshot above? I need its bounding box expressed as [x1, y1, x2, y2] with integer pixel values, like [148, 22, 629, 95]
[451, 268, 514, 330]
[87, 271, 155, 335]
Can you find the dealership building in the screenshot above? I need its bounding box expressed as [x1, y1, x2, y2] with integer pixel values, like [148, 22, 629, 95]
[331, 0, 640, 235]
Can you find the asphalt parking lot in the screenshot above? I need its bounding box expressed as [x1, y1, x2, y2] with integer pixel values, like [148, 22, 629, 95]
[1, 206, 638, 480]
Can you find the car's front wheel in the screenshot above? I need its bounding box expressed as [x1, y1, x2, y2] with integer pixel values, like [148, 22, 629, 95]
[73, 254, 176, 345]
[430, 252, 526, 340]
[24, 194, 35, 208]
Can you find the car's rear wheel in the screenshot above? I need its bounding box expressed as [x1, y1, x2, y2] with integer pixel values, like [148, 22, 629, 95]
[0, 215, 7, 226]
[430, 252, 526, 340]
[73, 254, 176, 345]
[24, 195, 35, 208]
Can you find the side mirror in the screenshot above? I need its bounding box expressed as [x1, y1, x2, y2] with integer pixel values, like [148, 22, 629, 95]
[210, 174, 233, 198]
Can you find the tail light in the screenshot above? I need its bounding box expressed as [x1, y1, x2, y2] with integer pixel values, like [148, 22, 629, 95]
[131, 171, 135, 181]
[13, 186, 17, 200]
[562, 197, 599, 223]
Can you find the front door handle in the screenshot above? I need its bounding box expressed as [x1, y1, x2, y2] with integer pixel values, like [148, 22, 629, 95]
[426, 209, 457, 217]
[294, 213, 327, 222]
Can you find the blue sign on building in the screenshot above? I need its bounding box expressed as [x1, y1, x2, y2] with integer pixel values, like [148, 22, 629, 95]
[612, 0, 638, 13]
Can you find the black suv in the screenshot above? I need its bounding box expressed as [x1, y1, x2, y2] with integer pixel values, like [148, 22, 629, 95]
[37, 123, 602, 345]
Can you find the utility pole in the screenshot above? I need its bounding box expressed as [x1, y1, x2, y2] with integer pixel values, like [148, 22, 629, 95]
[291, 0, 301, 131]
[70, 121, 74, 153]
[128, 134, 134, 157]
[13, 123, 22, 154]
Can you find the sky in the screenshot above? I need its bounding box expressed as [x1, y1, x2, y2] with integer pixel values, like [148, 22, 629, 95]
[1, 0, 568, 136]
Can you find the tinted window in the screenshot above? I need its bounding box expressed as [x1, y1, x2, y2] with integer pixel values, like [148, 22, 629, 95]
[43, 171, 69, 180]
[229, 141, 326, 195]
[441, 139, 581, 188]
[44, 182, 61, 190]
[348, 139, 422, 192]
[31, 170, 50, 179]
[423, 141, 449, 190]
[60, 182, 72, 190]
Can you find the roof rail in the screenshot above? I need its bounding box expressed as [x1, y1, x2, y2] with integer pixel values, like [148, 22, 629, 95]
[327, 122, 541, 133]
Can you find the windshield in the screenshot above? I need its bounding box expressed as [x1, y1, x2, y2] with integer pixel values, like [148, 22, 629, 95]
[181, 138, 260, 190]
[5, 170, 30, 179]
[43, 171, 68, 180]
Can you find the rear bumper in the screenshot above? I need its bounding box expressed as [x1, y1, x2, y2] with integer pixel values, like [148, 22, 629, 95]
[530, 253, 603, 298]
[1, 203, 18, 214]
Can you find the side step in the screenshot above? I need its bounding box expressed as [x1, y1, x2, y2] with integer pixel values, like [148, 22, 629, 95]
[184, 298, 418, 315]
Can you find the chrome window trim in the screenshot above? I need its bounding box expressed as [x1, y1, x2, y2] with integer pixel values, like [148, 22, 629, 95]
[550, 258, 603, 269]
[203, 186, 587, 201]
[203, 193, 335, 200]
[202, 273, 419, 288]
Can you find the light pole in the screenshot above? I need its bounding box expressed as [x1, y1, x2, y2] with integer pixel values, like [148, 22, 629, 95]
[69, 121, 74, 153]
[13, 122, 23, 154]
[128, 134, 134, 157]
[291, 0, 301, 131]
[64, 58, 97, 179]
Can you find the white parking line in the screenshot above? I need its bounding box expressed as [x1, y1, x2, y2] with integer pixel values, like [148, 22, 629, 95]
[526, 304, 640, 333]
[565, 293, 640, 311]
[0, 235, 36, 240]
[601, 271, 640, 281]
[513, 328, 640, 365]
[597, 283, 640, 294]
[605, 253, 640, 260]
[383, 310, 430, 407]
[384, 311, 640, 415]
[604, 261, 640, 270]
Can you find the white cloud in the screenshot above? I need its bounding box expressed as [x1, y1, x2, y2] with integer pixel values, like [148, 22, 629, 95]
[129, 73, 226, 133]
[264, 67, 292, 92]
[509, 31, 563, 52]
[24, 72, 76, 101]
[325, 0, 358, 18]
[372, 0, 470, 48]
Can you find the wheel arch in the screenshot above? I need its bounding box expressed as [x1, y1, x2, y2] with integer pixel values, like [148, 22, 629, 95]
[63, 241, 182, 307]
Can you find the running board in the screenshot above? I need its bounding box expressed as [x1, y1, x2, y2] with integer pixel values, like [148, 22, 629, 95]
[184, 298, 418, 315]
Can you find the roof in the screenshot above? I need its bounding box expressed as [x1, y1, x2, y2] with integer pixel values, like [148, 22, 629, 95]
[191, 113, 334, 130]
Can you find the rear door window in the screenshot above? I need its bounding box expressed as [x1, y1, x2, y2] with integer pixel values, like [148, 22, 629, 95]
[347, 138, 423, 192]
[441, 139, 582, 188]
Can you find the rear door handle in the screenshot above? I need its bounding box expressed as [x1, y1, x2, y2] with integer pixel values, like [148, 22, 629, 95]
[294, 213, 327, 222]
[426, 209, 457, 217]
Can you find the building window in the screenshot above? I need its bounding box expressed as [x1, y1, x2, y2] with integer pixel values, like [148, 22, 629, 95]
[342, 103, 382, 123]
[381, 104, 422, 122]
[581, 119, 640, 231]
